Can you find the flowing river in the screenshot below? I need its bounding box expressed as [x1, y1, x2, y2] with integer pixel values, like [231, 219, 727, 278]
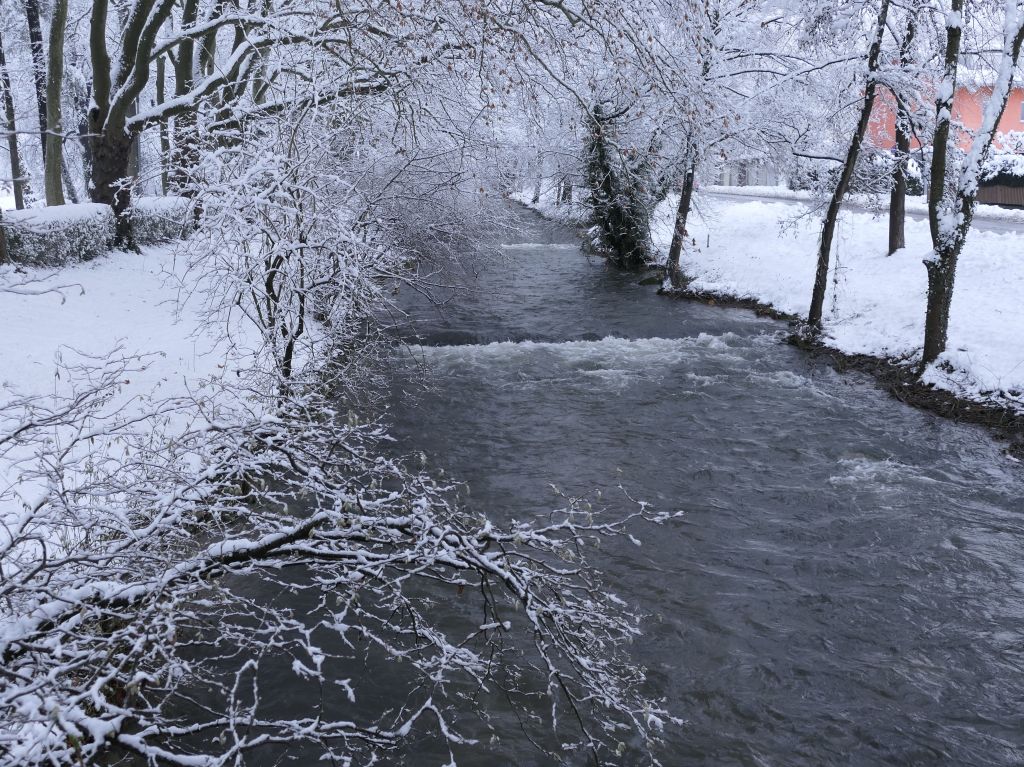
[382, 206, 1024, 766]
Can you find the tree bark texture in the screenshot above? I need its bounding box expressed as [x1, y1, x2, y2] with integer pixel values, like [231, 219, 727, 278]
[89, 128, 133, 243]
[44, 0, 69, 206]
[808, 0, 891, 328]
[888, 122, 909, 254]
[157, 56, 170, 194]
[0, 31, 26, 210]
[23, 0, 48, 159]
[665, 159, 697, 287]
[888, 12, 917, 255]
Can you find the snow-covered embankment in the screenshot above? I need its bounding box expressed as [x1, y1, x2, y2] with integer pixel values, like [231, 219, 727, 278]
[653, 195, 1024, 412]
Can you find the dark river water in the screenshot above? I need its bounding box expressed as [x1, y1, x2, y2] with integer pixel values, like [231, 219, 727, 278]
[381, 206, 1024, 766]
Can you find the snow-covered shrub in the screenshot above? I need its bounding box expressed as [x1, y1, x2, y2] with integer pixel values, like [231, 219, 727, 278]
[132, 195, 195, 244]
[981, 141, 1024, 187]
[583, 104, 660, 268]
[859, 149, 926, 196]
[905, 155, 925, 195]
[788, 157, 839, 193]
[0, 203, 114, 266]
[787, 150, 924, 197]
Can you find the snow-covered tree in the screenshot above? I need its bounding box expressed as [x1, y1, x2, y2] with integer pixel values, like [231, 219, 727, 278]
[923, 0, 1024, 364]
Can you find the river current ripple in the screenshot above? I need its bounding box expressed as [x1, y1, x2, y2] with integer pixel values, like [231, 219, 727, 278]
[384, 207, 1024, 766]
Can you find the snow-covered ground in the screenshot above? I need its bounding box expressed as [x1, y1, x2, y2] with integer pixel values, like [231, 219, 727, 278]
[655, 195, 1024, 411]
[0, 245, 257, 400]
[0, 244, 260, 539]
[703, 184, 1024, 224]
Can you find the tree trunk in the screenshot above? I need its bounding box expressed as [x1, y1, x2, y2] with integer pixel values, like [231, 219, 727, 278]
[170, 111, 200, 194]
[89, 128, 134, 245]
[665, 159, 697, 287]
[921, 0, 1024, 365]
[0, 31, 26, 210]
[808, 0, 890, 328]
[922, 0, 964, 366]
[60, 155, 78, 203]
[157, 56, 170, 194]
[887, 121, 909, 254]
[923, 253, 956, 364]
[888, 12, 917, 256]
[24, 0, 48, 160]
[126, 102, 141, 181]
[44, 0, 68, 206]
[560, 179, 573, 204]
[170, 0, 200, 193]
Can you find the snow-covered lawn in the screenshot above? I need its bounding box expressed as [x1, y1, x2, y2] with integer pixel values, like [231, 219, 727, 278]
[702, 184, 1024, 224]
[653, 196, 1024, 411]
[0, 245, 259, 529]
[1, 245, 254, 397]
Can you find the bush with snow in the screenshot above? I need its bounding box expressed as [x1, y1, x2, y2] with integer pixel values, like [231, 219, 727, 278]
[1, 203, 114, 266]
[981, 142, 1024, 186]
[0, 197, 195, 266]
[133, 195, 195, 244]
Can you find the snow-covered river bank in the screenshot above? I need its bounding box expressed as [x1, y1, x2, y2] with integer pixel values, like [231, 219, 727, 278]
[653, 194, 1024, 413]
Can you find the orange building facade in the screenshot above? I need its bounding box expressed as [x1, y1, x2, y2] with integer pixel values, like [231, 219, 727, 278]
[868, 85, 1024, 151]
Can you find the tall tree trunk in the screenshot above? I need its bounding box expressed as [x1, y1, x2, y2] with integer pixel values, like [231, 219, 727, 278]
[44, 0, 68, 206]
[89, 128, 134, 244]
[24, 0, 48, 161]
[666, 5, 716, 287]
[808, 0, 891, 329]
[888, 12, 917, 255]
[665, 158, 697, 287]
[560, 179, 573, 204]
[170, 0, 200, 192]
[60, 154, 78, 202]
[888, 122, 909, 254]
[170, 110, 200, 194]
[157, 56, 170, 194]
[0, 212, 8, 263]
[921, 2, 965, 366]
[0, 31, 26, 210]
[922, 2, 1024, 365]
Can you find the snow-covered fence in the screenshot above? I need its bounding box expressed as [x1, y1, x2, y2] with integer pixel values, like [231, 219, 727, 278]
[0, 203, 114, 266]
[0, 197, 195, 266]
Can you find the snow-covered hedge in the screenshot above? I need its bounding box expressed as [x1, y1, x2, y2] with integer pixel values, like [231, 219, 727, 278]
[788, 150, 924, 196]
[981, 151, 1024, 187]
[0, 203, 114, 266]
[134, 195, 195, 244]
[0, 196, 195, 266]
